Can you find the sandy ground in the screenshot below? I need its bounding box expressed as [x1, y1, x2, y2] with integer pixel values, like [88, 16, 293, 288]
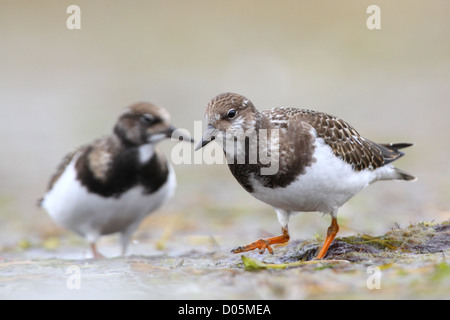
[1, 221, 448, 300]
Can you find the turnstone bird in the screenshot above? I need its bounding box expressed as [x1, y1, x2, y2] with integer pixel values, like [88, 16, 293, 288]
[39, 102, 192, 258]
[195, 92, 416, 259]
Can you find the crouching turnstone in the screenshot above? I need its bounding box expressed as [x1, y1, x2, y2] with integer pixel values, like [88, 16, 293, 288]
[195, 92, 416, 259]
[39, 102, 192, 258]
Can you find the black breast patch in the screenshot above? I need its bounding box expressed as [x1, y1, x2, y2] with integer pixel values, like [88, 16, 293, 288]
[75, 146, 169, 198]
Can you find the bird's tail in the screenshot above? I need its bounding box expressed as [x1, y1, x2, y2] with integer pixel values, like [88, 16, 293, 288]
[394, 168, 417, 181]
[378, 143, 416, 181]
[378, 142, 412, 164]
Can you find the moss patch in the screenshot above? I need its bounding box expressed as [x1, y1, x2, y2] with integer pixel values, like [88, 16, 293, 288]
[275, 221, 450, 263]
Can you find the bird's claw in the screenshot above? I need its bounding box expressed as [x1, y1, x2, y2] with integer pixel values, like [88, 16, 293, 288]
[231, 239, 274, 255]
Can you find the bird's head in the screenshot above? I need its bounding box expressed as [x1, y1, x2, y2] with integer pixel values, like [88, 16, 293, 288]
[195, 92, 258, 151]
[114, 102, 192, 146]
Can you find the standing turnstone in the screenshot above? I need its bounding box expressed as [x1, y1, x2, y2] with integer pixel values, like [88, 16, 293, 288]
[195, 92, 416, 259]
[39, 102, 192, 258]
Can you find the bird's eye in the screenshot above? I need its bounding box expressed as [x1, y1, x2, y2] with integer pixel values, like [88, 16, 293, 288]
[227, 109, 237, 119]
[141, 114, 154, 123]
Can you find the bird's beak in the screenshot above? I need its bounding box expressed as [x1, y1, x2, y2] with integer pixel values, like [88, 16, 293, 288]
[165, 125, 177, 138]
[148, 125, 194, 144]
[168, 125, 195, 143]
[195, 124, 218, 151]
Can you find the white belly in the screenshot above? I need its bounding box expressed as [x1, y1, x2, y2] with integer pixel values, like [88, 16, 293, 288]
[41, 154, 176, 242]
[250, 138, 387, 214]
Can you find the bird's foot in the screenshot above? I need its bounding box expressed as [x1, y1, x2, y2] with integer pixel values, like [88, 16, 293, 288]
[316, 217, 339, 260]
[231, 228, 290, 255]
[232, 239, 274, 254]
[90, 243, 105, 259]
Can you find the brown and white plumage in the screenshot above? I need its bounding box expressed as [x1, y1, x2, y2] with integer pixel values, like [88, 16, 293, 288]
[196, 92, 416, 258]
[40, 102, 192, 258]
[265, 107, 415, 177]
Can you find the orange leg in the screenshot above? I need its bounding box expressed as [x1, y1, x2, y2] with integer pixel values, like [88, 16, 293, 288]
[231, 227, 290, 254]
[90, 243, 105, 259]
[316, 217, 339, 259]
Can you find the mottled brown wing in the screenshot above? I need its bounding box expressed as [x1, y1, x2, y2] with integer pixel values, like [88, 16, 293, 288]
[37, 146, 81, 207]
[294, 109, 387, 171]
[45, 146, 85, 193]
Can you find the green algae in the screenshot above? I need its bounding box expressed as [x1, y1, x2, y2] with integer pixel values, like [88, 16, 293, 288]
[246, 221, 450, 266]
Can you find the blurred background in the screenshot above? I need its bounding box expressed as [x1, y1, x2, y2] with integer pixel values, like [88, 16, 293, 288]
[1, 0, 449, 257]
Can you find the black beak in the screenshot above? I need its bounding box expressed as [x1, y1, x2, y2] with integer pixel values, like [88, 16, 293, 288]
[168, 125, 195, 143]
[195, 125, 218, 151]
